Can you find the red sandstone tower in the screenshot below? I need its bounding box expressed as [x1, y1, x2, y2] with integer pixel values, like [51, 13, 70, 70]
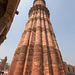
[8, 0, 66, 75]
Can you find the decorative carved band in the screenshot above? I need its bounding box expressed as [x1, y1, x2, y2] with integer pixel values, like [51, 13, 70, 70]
[27, 17, 49, 25]
[22, 26, 55, 37]
[29, 4, 50, 18]
[15, 44, 60, 64]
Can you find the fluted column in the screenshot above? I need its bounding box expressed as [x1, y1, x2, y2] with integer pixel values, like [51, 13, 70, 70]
[48, 21, 66, 75]
[18, 23, 29, 47]
[23, 11, 36, 75]
[31, 9, 43, 75]
[8, 21, 32, 75]
[8, 45, 26, 75]
[41, 10, 52, 75]
[44, 11, 61, 75]
[8, 0, 66, 75]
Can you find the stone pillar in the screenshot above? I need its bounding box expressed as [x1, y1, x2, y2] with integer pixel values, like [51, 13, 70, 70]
[44, 11, 61, 75]
[31, 9, 43, 75]
[48, 21, 66, 75]
[8, 0, 67, 75]
[23, 11, 36, 75]
[13, 20, 32, 75]
[41, 10, 52, 75]
[8, 20, 32, 75]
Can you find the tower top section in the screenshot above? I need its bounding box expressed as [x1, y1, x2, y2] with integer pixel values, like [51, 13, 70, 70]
[33, 0, 46, 6]
[29, 0, 50, 18]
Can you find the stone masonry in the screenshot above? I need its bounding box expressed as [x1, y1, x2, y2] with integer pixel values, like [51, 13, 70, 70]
[0, 0, 20, 45]
[8, 0, 67, 75]
[64, 62, 75, 75]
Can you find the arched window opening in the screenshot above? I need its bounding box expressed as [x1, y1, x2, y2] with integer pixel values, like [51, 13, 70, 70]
[68, 67, 70, 72]
[72, 68, 74, 72]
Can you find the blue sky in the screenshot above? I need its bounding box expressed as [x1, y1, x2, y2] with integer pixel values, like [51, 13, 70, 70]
[0, 0, 75, 65]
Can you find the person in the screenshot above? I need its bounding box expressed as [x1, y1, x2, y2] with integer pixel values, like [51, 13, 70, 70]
[0, 72, 1, 75]
[0, 72, 4, 75]
[2, 72, 4, 75]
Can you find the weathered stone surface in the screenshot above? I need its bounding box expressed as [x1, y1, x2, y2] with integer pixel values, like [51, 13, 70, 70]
[8, 0, 67, 75]
[0, 0, 20, 45]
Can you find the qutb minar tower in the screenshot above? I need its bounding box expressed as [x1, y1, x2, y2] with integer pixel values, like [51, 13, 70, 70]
[8, 0, 66, 75]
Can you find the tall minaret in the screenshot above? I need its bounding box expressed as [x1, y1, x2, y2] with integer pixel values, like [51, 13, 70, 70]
[8, 0, 66, 75]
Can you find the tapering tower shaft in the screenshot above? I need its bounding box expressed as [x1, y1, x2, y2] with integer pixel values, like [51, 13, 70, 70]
[8, 0, 66, 75]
